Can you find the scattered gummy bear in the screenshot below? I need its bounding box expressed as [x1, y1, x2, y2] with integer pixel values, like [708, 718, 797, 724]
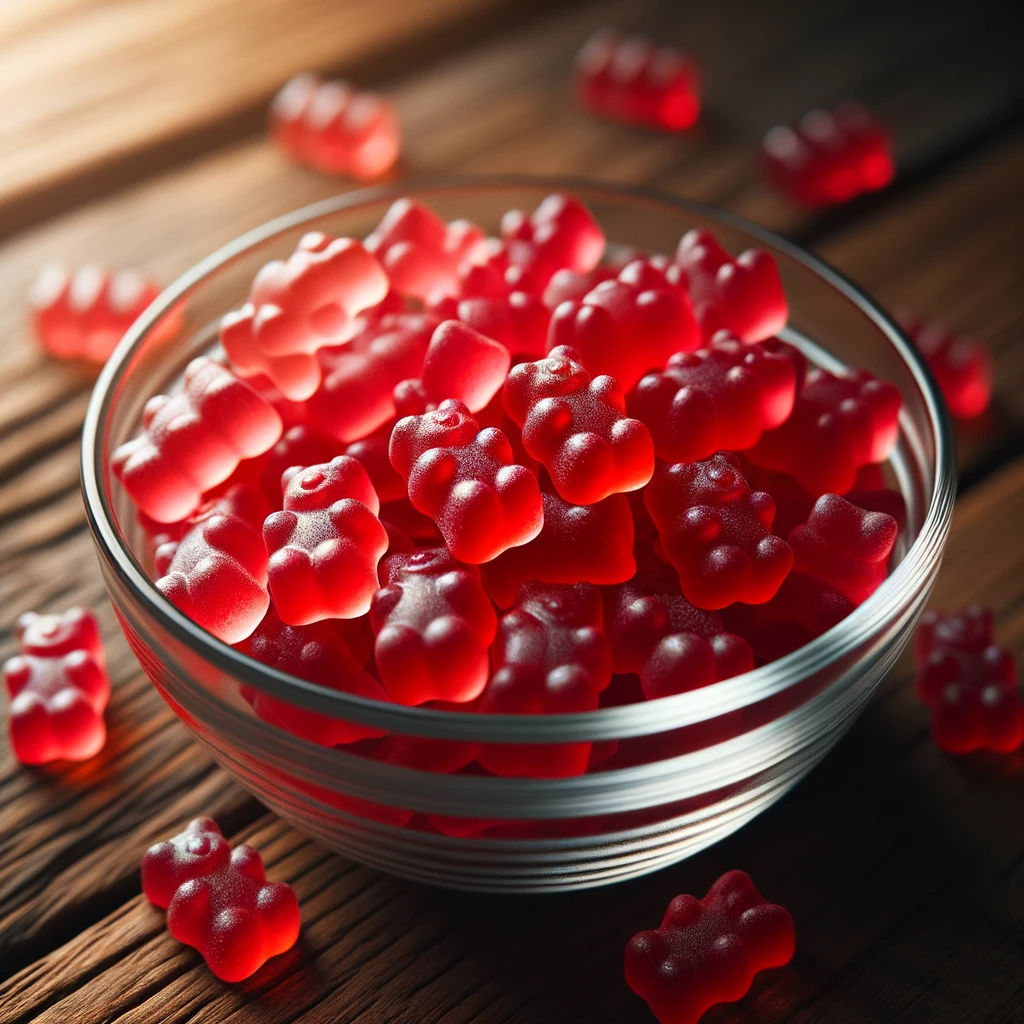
[270, 73, 400, 180]
[625, 869, 795, 1024]
[901, 315, 993, 420]
[914, 606, 1023, 755]
[141, 818, 300, 982]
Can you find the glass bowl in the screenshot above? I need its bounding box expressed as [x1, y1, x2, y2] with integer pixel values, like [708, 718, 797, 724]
[81, 179, 955, 892]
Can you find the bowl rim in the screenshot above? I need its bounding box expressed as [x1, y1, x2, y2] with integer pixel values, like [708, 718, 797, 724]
[81, 174, 956, 743]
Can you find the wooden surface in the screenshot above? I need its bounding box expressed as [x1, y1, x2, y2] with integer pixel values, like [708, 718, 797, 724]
[0, 0, 1022, 1020]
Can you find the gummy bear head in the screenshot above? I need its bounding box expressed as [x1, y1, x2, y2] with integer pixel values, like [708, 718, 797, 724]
[281, 455, 380, 515]
[922, 605, 993, 654]
[673, 451, 750, 506]
[17, 607, 101, 660]
[141, 817, 231, 909]
[518, 581, 603, 630]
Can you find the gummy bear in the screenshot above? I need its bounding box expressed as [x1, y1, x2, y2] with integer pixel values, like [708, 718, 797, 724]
[483, 490, 636, 608]
[155, 485, 272, 644]
[29, 263, 162, 363]
[220, 231, 389, 401]
[142, 818, 300, 982]
[255, 423, 339, 507]
[389, 400, 543, 564]
[503, 345, 654, 505]
[762, 103, 894, 208]
[542, 262, 620, 309]
[902, 316, 992, 420]
[548, 258, 700, 391]
[644, 451, 793, 610]
[746, 366, 901, 497]
[3, 606, 110, 765]
[369, 547, 498, 705]
[625, 869, 795, 1024]
[477, 582, 612, 777]
[574, 31, 701, 131]
[630, 334, 797, 463]
[112, 356, 283, 523]
[675, 230, 788, 343]
[429, 288, 550, 362]
[344, 427, 407, 504]
[914, 606, 1023, 755]
[263, 456, 387, 624]
[270, 72, 401, 180]
[237, 608, 388, 745]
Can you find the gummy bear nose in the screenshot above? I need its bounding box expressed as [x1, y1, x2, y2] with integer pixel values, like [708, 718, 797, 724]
[709, 467, 739, 490]
[545, 356, 571, 376]
[186, 835, 212, 856]
[301, 470, 325, 490]
[435, 407, 462, 427]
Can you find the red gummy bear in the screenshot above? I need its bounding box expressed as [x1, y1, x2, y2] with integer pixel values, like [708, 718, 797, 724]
[142, 818, 300, 982]
[483, 490, 636, 608]
[644, 451, 793, 610]
[429, 288, 550, 362]
[370, 547, 498, 705]
[762, 103, 894, 208]
[344, 428, 407, 504]
[630, 334, 797, 463]
[503, 345, 654, 505]
[237, 609, 388, 745]
[914, 606, 1023, 755]
[263, 457, 388, 624]
[548, 258, 700, 391]
[477, 582, 612, 777]
[902, 316, 992, 420]
[220, 231, 389, 401]
[29, 263, 162, 363]
[270, 73, 400, 180]
[625, 870, 795, 1024]
[675, 230, 788, 343]
[3, 607, 109, 764]
[389, 400, 543, 564]
[574, 31, 701, 132]
[253, 423, 339, 507]
[112, 356, 283, 523]
[746, 367, 901, 497]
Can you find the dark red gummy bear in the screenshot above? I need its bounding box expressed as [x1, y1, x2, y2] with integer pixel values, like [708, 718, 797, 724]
[503, 345, 654, 505]
[370, 547, 498, 705]
[630, 334, 797, 463]
[675, 230, 788, 343]
[477, 582, 612, 777]
[914, 606, 1023, 754]
[625, 869, 795, 1024]
[902, 316, 992, 420]
[141, 818, 300, 982]
[644, 451, 793, 610]
[746, 366, 901, 497]
[389, 399, 543, 564]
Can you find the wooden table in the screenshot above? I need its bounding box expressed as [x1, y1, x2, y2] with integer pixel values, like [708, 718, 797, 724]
[1, 1, 1022, 1020]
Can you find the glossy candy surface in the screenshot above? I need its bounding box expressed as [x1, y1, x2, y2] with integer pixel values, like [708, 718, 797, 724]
[902, 316, 992, 420]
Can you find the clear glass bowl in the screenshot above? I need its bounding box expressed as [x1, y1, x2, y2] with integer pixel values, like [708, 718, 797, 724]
[81, 179, 955, 892]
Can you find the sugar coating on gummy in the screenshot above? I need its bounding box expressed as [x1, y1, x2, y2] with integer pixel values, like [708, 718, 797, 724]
[270, 73, 400, 180]
[625, 869, 795, 1024]
[221, 231, 389, 401]
[370, 547, 498, 705]
[645, 451, 793, 610]
[902, 316, 992, 420]
[17, 607, 104, 661]
[263, 456, 387, 624]
[111, 356, 283, 523]
[630, 334, 797, 463]
[503, 345, 654, 505]
[141, 818, 300, 982]
[389, 400, 543, 564]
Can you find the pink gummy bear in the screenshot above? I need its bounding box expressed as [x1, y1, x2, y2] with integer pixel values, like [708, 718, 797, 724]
[574, 31, 701, 132]
[902, 316, 992, 420]
[914, 606, 1023, 755]
[237, 608, 389, 745]
[675, 230, 788, 343]
[270, 73, 400, 180]
[762, 103, 894, 208]
[111, 356, 283, 523]
[548, 258, 700, 391]
[29, 264, 162, 363]
[746, 366, 902, 497]
[155, 485, 272, 644]
[263, 456, 387, 624]
[630, 334, 797, 463]
[644, 451, 793, 610]
[477, 582, 611, 778]
[369, 547, 498, 705]
[503, 345, 654, 505]
[141, 818, 300, 982]
[389, 400, 543, 564]
[3, 607, 109, 764]
[625, 870, 796, 1024]
[220, 231, 389, 401]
